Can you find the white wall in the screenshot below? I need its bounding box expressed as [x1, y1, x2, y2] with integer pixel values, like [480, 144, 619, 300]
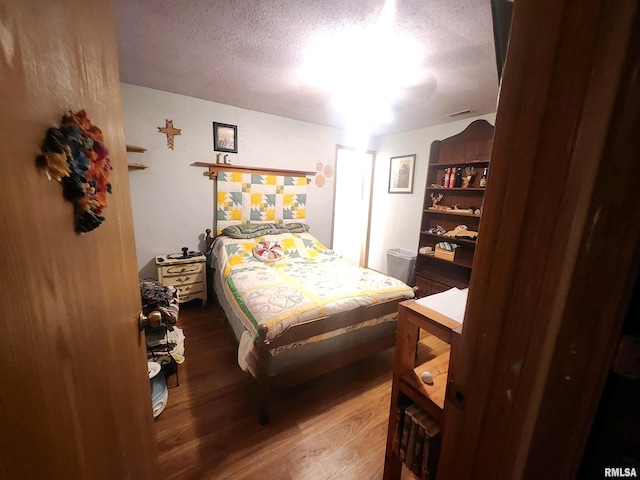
[368, 113, 497, 273]
[121, 84, 346, 279]
[121, 82, 494, 279]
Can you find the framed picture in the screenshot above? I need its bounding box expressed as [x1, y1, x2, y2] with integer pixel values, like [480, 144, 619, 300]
[213, 122, 238, 153]
[388, 154, 416, 194]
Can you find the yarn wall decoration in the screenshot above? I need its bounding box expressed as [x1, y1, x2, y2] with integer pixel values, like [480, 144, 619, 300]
[36, 109, 113, 233]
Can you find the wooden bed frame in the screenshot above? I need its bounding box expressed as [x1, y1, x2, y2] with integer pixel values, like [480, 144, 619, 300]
[205, 228, 408, 424]
[256, 298, 402, 424]
[199, 164, 411, 423]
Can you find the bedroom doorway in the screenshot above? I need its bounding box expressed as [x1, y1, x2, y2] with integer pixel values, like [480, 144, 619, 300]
[331, 146, 375, 267]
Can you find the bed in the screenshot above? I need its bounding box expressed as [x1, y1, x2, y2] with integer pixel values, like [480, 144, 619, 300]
[203, 167, 414, 423]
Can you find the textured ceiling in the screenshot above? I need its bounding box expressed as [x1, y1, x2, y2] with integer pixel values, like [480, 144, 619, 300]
[111, 0, 499, 136]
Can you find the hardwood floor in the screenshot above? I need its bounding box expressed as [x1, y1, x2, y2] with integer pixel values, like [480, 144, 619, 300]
[154, 300, 448, 479]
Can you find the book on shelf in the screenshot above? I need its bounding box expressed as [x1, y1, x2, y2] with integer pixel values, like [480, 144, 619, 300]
[411, 409, 432, 476]
[420, 414, 442, 480]
[405, 407, 420, 469]
[392, 397, 413, 456]
[399, 403, 420, 462]
[392, 399, 442, 479]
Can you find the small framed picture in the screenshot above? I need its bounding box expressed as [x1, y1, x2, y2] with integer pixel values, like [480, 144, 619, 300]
[388, 154, 416, 194]
[213, 122, 238, 153]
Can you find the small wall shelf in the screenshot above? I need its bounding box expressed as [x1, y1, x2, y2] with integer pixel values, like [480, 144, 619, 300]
[126, 144, 147, 153]
[126, 144, 148, 170]
[127, 163, 148, 170]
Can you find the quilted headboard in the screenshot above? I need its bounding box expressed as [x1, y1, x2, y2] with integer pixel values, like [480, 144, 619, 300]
[216, 171, 307, 234]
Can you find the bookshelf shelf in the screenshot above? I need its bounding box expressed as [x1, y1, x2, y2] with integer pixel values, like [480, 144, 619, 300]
[422, 208, 480, 218]
[419, 252, 473, 269]
[426, 186, 486, 192]
[420, 231, 477, 247]
[428, 159, 490, 169]
[399, 350, 450, 422]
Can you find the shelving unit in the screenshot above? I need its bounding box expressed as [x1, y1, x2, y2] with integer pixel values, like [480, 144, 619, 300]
[383, 300, 462, 479]
[414, 120, 494, 297]
[126, 144, 149, 170]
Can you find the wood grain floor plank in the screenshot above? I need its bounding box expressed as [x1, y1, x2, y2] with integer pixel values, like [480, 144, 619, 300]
[154, 300, 447, 479]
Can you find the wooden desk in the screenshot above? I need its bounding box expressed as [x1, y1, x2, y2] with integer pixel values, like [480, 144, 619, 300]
[402, 300, 463, 344]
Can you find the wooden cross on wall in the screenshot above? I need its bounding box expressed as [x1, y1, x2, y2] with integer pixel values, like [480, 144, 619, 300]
[158, 120, 181, 149]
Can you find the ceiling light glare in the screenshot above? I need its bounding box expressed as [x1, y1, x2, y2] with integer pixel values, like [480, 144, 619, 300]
[345, 125, 373, 152]
[300, 0, 425, 129]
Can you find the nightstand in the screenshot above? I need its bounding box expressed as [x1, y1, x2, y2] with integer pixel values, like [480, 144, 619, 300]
[155, 253, 207, 306]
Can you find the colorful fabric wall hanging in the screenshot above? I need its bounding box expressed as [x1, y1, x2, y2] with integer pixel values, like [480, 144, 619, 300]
[216, 171, 307, 234]
[37, 110, 113, 233]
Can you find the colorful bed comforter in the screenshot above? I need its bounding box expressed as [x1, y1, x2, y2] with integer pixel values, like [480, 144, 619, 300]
[212, 232, 414, 350]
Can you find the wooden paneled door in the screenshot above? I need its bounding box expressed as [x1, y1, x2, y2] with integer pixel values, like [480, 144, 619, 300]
[0, 1, 158, 479]
[437, 0, 640, 478]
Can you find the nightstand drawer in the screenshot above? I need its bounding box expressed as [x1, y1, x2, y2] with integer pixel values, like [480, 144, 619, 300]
[163, 263, 203, 275]
[161, 272, 204, 287]
[178, 292, 199, 303]
[175, 284, 203, 298]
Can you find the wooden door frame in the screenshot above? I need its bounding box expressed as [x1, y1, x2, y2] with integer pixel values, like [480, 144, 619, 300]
[438, 0, 640, 478]
[330, 145, 376, 267]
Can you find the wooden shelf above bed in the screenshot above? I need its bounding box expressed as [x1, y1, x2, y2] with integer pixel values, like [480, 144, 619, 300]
[192, 162, 317, 182]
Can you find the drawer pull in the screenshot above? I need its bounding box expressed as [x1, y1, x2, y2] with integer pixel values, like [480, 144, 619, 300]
[176, 276, 191, 283]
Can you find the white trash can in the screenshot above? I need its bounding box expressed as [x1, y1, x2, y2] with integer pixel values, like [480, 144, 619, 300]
[387, 248, 417, 286]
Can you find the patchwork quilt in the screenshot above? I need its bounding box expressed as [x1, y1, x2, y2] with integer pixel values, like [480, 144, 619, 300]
[216, 171, 307, 234]
[213, 232, 415, 343]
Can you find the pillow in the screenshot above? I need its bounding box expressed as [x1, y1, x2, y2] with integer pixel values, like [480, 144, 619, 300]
[277, 223, 310, 233]
[252, 241, 284, 262]
[221, 223, 278, 239]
